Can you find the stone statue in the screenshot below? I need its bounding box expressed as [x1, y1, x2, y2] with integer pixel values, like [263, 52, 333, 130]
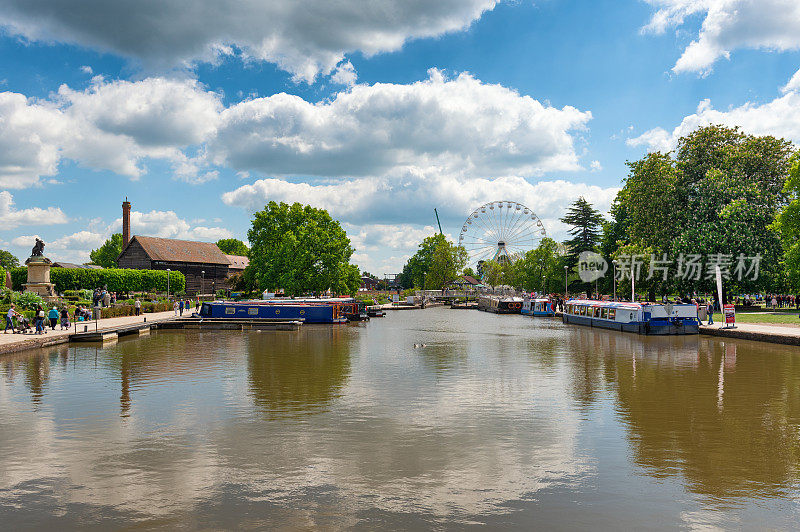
[31, 238, 45, 257]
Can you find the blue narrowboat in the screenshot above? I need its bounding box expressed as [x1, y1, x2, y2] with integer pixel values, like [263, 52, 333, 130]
[521, 297, 556, 317]
[200, 301, 347, 324]
[562, 299, 699, 335]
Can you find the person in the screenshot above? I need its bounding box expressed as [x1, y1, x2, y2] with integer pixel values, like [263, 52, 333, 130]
[179, 299, 184, 316]
[74, 305, 82, 323]
[103, 290, 111, 308]
[48, 306, 59, 330]
[195, 298, 200, 312]
[60, 307, 70, 330]
[5, 304, 20, 334]
[134, 298, 141, 316]
[707, 302, 714, 325]
[173, 300, 179, 316]
[35, 305, 46, 334]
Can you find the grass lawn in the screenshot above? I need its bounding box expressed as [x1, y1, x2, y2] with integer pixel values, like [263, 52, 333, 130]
[710, 311, 800, 325]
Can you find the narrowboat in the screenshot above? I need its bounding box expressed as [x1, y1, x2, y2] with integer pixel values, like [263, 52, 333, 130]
[477, 295, 523, 314]
[366, 306, 386, 317]
[200, 301, 348, 324]
[562, 299, 699, 335]
[521, 297, 556, 317]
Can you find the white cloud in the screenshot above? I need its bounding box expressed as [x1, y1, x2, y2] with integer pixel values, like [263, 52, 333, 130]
[0, 0, 498, 82]
[1, 71, 593, 189]
[109, 210, 233, 242]
[331, 61, 357, 87]
[643, 0, 800, 74]
[11, 234, 40, 247]
[211, 70, 592, 178]
[0, 78, 221, 187]
[80, 65, 93, 74]
[628, 71, 800, 151]
[590, 160, 603, 172]
[222, 171, 618, 229]
[0, 191, 67, 228]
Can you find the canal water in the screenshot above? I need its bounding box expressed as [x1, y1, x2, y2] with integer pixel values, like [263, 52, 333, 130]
[1, 308, 799, 529]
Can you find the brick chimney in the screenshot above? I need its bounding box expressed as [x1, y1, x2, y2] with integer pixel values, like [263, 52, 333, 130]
[122, 197, 131, 247]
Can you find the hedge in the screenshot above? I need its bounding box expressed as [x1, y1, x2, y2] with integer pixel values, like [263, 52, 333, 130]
[10, 267, 185, 293]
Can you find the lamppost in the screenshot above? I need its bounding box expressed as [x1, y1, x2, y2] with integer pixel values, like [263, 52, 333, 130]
[166, 268, 171, 297]
[612, 260, 617, 301]
[201, 270, 205, 297]
[564, 265, 569, 299]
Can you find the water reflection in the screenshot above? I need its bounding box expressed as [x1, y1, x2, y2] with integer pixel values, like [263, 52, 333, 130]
[246, 327, 352, 417]
[0, 311, 800, 528]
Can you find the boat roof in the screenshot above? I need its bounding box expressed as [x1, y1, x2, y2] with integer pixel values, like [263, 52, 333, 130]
[567, 299, 696, 309]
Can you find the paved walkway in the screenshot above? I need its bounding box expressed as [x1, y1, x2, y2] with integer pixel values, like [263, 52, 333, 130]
[700, 322, 800, 346]
[0, 310, 178, 355]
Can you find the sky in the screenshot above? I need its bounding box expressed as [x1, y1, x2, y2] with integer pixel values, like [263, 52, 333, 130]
[1, 0, 799, 275]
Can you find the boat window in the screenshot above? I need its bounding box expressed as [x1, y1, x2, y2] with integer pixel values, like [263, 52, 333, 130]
[595, 307, 601, 318]
[248, 308, 258, 316]
[225, 307, 235, 315]
[601, 308, 608, 319]
[608, 309, 616, 320]
[580, 306, 586, 316]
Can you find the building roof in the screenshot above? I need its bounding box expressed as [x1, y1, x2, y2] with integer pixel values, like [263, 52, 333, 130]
[462, 275, 481, 285]
[122, 235, 231, 265]
[225, 254, 249, 269]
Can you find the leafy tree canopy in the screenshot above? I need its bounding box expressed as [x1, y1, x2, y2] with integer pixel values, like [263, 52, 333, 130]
[400, 233, 468, 289]
[89, 233, 123, 268]
[216, 238, 249, 256]
[560, 197, 604, 268]
[0, 249, 19, 270]
[247, 201, 359, 296]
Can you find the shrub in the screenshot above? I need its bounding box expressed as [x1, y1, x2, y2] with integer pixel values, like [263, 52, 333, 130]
[10, 267, 185, 293]
[13, 291, 46, 311]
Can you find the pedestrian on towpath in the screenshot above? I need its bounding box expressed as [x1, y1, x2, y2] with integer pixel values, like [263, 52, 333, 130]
[173, 300, 179, 316]
[5, 304, 20, 334]
[48, 306, 58, 330]
[60, 307, 70, 330]
[134, 298, 141, 316]
[35, 305, 46, 334]
[707, 302, 714, 325]
[179, 299, 184, 316]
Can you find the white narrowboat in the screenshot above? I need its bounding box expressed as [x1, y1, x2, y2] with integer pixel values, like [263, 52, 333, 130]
[562, 299, 699, 335]
[521, 297, 556, 317]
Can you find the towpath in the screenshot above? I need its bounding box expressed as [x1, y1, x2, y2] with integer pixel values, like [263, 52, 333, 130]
[0, 310, 177, 355]
[700, 322, 800, 346]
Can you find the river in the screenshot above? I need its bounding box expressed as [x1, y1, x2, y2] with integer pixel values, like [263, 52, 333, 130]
[1, 307, 799, 529]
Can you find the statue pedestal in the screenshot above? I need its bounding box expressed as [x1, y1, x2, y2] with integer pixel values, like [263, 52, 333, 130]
[24, 256, 57, 301]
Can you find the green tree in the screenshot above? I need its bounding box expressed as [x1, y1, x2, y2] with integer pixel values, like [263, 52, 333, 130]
[0, 249, 19, 269]
[773, 153, 800, 289]
[515, 238, 562, 293]
[400, 233, 453, 288]
[561, 197, 604, 294]
[247, 202, 358, 296]
[424, 237, 468, 290]
[216, 238, 249, 256]
[89, 233, 123, 268]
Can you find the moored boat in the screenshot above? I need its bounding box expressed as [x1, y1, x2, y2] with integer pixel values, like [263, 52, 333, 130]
[562, 299, 699, 335]
[521, 297, 556, 316]
[477, 295, 523, 314]
[200, 301, 348, 324]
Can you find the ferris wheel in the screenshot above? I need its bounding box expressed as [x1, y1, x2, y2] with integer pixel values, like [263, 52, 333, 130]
[458, 201, 547, 267]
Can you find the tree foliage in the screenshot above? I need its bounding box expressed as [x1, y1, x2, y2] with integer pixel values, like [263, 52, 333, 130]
[774, 153, 800, 289]
[0, 250, 19, 270]
[247, 202, 359, 296]
[511, 238, 563, 293]
[216, 238, 249, 256]
[610, 125, 795, 296]
[89, 233, 124, 268]
[560, 197, 604, 267]
[399, 233, 468, 289]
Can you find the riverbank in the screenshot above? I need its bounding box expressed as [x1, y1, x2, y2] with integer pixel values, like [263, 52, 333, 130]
[0, 310, 177, 356]
[700, 322, 800, 346]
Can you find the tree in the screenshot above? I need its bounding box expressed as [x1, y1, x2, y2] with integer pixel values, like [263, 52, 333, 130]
[0, 250, 19, 270]
[89, 233, 123, 268]
[463, 267, 476, 278]
[401, 233, 447, 288]
[561, 197, 604, 294]
[247, 202, 359, 296]
[217, 238, 249, 256]
[514, 238, 562, 293]
[773, 153, 800, 289]
[424, 237, 468, 290]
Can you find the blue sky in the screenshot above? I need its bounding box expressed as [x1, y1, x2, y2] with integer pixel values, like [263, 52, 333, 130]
[1, 0, 799, 273]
